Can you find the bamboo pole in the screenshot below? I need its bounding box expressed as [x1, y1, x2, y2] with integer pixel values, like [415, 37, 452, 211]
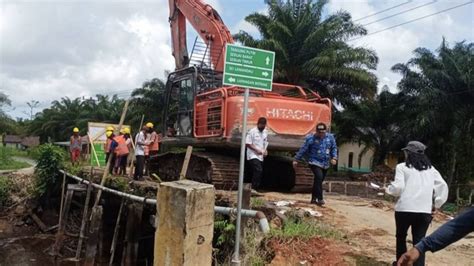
[93, 99, 130, 208]
[109, 198, 126, 266]
[75, 167, 94, 260]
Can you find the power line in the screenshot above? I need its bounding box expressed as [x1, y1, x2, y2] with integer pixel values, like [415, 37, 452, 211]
[349, 1, 473, 42]
[362, 1, 437, 27]
[353, 1, 413, 22]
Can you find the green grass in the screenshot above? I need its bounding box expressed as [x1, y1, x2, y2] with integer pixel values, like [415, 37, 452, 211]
[250, 197, 266, 208]
[0, 146, 28, 157]
[0, 160, 30, 170]
[270, 217, 343, 240]
[0, 146, 32, 170]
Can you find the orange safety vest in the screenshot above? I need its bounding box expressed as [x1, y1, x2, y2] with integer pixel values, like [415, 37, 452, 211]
[149, 131, 160, 151]
[114, 135, 129, 156]
[104, 138, 113, 153]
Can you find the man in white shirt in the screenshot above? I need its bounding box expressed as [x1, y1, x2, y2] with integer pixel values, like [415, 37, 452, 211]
[245, 117, 268, 190]
[134, 126, 148, 180]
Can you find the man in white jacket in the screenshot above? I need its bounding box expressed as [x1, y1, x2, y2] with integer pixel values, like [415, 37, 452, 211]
[385, 141, 448, 266]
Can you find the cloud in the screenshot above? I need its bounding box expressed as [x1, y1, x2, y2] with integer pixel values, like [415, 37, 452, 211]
[230, 7, 268, 36]
[328, 0, 473, 92]
[0, 1, 175, 118]
[1, 0, 472, 119]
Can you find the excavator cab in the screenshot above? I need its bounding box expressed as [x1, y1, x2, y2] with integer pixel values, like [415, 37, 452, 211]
[162, 66, 223, 139]
[163, 68, 196, 138]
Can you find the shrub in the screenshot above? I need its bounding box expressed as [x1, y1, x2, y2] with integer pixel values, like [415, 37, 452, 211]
[250, 197, 266, 208]
[0, 176, 13, 206]
[213, 214, 236, 264]
[34, 144, 66, 197]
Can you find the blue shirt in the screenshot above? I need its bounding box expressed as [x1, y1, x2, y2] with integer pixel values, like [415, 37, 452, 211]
[294, 133, 338, 169]
[416, 207, 474, 253]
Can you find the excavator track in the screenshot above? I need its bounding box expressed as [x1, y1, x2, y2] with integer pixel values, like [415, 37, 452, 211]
[149, 152, 315, 192]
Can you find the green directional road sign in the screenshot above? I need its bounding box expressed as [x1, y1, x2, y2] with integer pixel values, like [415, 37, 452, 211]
[223, 44, 275, 91]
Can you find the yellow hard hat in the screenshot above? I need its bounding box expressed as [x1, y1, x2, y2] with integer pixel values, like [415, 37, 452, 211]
[146, 122, 154, 128]
[73, 127, 79, 133]
[106, 126, 114, 131]
[123, 127, 131, 134]
[106, 131, 113, 137]
[119, 128, 126, 134]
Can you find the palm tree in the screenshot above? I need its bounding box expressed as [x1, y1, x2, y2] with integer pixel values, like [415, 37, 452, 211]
[335, 91, 405, 168]
[130, 78, 167, 131]
[391, 39, 474, 186]
[234, 0, 378, 106]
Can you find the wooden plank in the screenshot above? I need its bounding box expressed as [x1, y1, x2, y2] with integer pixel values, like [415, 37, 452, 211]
[179, 146, 193, 180]
[121, 203, 143, 266]
[52, 189, 74, 257]
[84, 206, 103, 266]
[109, 198, 125, 266]
[28, 210, 48, 232]
[67, 183, 87, 192]
[58, 172, 67, 228]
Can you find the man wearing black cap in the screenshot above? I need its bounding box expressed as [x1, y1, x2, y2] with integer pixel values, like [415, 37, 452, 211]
[293, 122, 338, 206]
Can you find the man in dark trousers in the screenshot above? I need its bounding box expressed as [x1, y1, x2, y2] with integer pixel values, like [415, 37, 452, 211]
[293, 122, 337, 206]
[134, 126, 147, 180]
[245, 117, 268, 191]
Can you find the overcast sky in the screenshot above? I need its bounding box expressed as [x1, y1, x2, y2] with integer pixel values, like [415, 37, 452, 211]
[1, 0, 472, 119]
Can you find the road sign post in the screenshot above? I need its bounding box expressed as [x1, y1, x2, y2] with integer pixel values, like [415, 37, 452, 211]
[223, 44, 275, 91]
[224, 44, 275, 265]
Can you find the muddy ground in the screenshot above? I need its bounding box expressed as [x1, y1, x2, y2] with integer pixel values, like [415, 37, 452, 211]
[1, 167, 473, 265]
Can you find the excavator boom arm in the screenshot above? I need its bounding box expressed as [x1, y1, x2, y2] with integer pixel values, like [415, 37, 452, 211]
[168, 0, 234, 71]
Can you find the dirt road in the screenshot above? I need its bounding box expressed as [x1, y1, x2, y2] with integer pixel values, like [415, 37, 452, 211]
[0, 157, 36, 175]
[261, 192, 474, 266]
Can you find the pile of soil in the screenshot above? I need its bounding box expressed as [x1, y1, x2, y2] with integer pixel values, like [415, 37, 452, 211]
[361, 165, 394, 183]
[267, 236, 349, 265]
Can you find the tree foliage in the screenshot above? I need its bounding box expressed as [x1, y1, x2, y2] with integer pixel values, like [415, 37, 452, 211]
[0, 92, 20, 134]
[338, 39, 473, 185]
[335, 91, 405, 167]
[391, 39, 474, 185]
[28, 95, 127, 142]
[234, 0, 378, 106]
[130, 78, 167, 132]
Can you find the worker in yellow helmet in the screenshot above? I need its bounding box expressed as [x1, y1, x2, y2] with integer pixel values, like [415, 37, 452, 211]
[114, 127, 132, 176]
[104, 130, 116, 174]
[70, 127, 82, 166]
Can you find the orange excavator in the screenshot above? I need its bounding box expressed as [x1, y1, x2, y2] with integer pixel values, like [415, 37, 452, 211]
[150, 0, 332, 191]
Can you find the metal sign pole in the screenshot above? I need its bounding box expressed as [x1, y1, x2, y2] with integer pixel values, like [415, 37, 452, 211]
[231, 87, 250, 265]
